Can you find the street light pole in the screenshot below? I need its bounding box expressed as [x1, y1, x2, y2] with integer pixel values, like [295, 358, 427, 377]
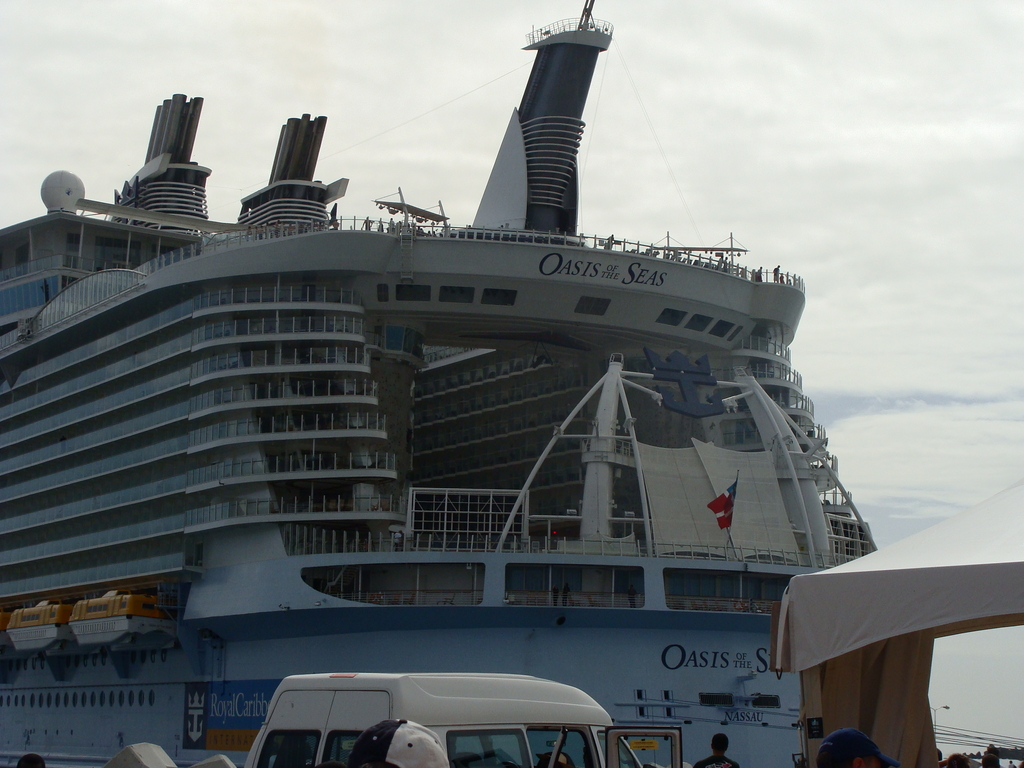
[930, 705, 950, 729]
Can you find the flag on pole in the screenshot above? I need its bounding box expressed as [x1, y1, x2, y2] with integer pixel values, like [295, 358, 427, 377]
[707, 473, 739, 529]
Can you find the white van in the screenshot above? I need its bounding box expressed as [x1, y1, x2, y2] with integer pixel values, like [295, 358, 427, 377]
[243, 673, 681, 768]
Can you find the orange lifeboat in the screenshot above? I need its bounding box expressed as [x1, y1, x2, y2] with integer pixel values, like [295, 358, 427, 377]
[70, 591, 176, 648]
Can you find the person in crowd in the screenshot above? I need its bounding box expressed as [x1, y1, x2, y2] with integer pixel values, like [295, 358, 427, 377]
[981, 755, 1000, 768]
[692, 733, 739, 768]
[815, 728, 899, 768]
[945, 754, 970, 768]
[347, 719, 448, 768]
[18, 756, 45, 768]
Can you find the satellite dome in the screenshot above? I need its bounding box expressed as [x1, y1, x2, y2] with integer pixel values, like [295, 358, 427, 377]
[41, 171, 85, 213]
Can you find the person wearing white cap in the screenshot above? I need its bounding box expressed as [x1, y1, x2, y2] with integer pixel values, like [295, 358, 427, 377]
[347, 720, 449, 768]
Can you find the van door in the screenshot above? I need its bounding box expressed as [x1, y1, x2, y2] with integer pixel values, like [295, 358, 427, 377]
[319, 690, 392, 764]
[603, 728, 682, 768]
[253, 690, 335, 768]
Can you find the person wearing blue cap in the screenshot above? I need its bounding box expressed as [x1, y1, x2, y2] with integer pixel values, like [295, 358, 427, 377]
[816, 728, 900, 768]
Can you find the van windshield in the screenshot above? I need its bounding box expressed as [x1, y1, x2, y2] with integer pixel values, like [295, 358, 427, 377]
[447, 729, 530, 768]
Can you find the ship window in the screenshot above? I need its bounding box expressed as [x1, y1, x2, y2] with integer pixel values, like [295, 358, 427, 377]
[322, 730, 363, 764]
[481, 288, 517, 306]
[727, 325, 743, 341]
[395, 284, 431, 301]
[709, 320, 734, 338]
[91, 692, 96, 707]
[684, 313, 712, 332]
[439, 285, 475, 303]
[376, 283, 389, 302]
[574, 296, 610, 316]
[66, 232, 81, 250]
[699, 693, 734, 707]
[656, 308, 687, 326]
[119, 691, 125, 706]
[148, 690, 155, 706]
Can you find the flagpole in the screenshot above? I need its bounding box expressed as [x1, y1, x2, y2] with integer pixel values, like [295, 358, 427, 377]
[725, 471, 740, 560]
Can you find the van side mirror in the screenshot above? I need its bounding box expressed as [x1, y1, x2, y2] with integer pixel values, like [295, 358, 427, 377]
[604, 728, 682, 768]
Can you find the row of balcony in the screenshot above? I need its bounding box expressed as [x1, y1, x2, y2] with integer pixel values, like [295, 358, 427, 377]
[193, 315, 365, 344]
[416, 377, 586, 426]
[193, 285, 359, 309]
[189, 377, 378, 412]
[190, 347, 369, 378]
[186, 451, 397, 486]
[189, 411, 387, 447]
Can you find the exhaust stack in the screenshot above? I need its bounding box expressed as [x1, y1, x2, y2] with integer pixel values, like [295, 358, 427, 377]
[474, 7, 612, 234]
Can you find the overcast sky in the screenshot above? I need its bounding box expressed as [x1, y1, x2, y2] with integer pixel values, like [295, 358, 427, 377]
[2, 0, 1023, 751]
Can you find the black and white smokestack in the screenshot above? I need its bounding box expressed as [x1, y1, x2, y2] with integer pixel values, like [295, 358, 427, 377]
[518, 13, 612, 234]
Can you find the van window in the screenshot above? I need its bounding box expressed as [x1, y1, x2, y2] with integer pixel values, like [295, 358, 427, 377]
[256, 731, 320, 768]
[526, 728, 595, 768]
[447, 729, 529, 768]
[323, 731, 363, 764]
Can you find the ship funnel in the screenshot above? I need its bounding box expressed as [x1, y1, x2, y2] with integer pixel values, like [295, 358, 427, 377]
[115, 94, 211, 228]
[238, 114, 348, 227]
[474, 9, 612, 234]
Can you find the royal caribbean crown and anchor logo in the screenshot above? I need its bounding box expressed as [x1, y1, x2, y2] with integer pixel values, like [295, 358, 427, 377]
[182, 680, 278, 752]
[643, 347, 725, 418]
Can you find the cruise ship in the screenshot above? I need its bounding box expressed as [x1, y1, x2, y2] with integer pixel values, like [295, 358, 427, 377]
[0, 6, 875, 768]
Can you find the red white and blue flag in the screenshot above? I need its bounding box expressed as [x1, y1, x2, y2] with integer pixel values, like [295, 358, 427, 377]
[707, 474, 738, 529]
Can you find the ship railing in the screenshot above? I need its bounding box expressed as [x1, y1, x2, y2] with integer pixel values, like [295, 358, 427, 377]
[664, 595, 775, 614]
[189, 411, 386, 446]
[193, 315, 364, 343]
[190, 346, 370, 378]
[186, 451, 397, 485]
[342, 589, 483, 607]
[273, 527, 834, 567]
[525, 17, 614, 45]
[194, 284, 360, 309]
[190, 377, 378, 412]
[186, 494, 402, 526]
[134, 217, 803, 294]
[737, 336, 792, 361]
[504, 589, 644, 609]
[0, 252, 98, 284]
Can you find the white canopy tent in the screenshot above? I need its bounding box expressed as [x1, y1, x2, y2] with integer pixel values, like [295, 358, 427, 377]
[772, 477, 1024, 768]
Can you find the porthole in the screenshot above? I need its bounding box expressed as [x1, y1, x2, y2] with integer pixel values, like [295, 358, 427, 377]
[110, 690, 115, 707]
[74, 655, 80, 667]
[130, 651, 137, 664]
[72, 692, 78, 707]
[160, 649, 167, 662]
[148, 690, 155, 706]
[150, 650, 157, 663]
[55, 693, 61, 708]
[30, 694, 35, 707]
[91, 692, 96, 707]
[92, 654, 99, 666]
[138, 689, 144, 706]
[65, 692, 70, 707]
[128, 691, 134, 706]
[119, 690, 125, 706]
[100, 691, 105, 706]
[139, 652, 145, 665]
[47, 693, 52, 707]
